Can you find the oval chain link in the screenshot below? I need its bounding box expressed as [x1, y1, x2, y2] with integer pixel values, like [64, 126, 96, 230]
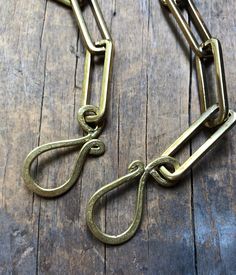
[161, 0, 212, 57]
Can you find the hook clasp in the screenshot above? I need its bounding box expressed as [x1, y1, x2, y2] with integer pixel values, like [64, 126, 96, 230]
[23, 108, 105, 198]
[22, 135, 105, 198]
[86, 156, 180, 245]
[23, 135, 105, 198]
[85, 106, 236, 245]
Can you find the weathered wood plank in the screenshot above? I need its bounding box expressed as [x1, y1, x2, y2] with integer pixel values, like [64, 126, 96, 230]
[190, 1, 236, 274]
[146, 1, 195, 274]
[0, 0, 49, 273]
[105, 0, 149, 273]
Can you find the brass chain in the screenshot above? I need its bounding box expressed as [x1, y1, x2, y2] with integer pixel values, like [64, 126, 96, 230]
[22, 0, 235, 245]
[23, 0, 113, 197]
[86, 0, 236, 245]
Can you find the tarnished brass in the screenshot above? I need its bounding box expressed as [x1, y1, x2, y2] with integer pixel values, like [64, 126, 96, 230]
[162, 0, 211, 57]
[196, 38, 229, 127]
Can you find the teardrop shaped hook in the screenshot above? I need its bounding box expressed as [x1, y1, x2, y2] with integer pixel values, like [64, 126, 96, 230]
[86, 156, 180, 245]
[86, 160, 145, 245]
[22, 135, 105, 198]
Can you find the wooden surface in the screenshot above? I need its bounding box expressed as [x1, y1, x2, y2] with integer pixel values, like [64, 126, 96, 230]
[0, 0, 235, 274]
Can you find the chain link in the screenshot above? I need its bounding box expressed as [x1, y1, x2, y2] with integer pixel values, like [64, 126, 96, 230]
[162, 0, 230, 128]
[71, 0, 111, 54]
[55, 0, 113, 124]
[196, 38, 229, 127]
[159, 106, 235, 182]
[162, 0, 212, 57]
[81, 40, 113, 123]
[71, 0, 113, 125]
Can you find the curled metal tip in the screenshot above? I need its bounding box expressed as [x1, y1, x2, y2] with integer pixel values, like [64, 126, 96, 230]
[86, 156, 180, 245]
[86, 160, 145, 245]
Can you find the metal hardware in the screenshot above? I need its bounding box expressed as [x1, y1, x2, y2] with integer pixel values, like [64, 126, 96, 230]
[85, 0, 235, 245]
[23, 137, 105, 198]
[22, 118, 104, 198]
[22, 0, 235, 245]
[86, 157, 180, 245]
[159, 106, 235, 181]
[81, 40, 113, 123]
[196, 38, 229, 127]
[162, 0, 212, 57]
[23, 0, 113, 198]
[85, 106, 235, 244]
[71, 0, 111, 54]
[86, 160, 145, 245]
[55, 0, 114, 123]
[55, 0, 111, 53]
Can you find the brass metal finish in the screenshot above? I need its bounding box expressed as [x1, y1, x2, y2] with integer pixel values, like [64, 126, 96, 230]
[60, 0, 114, 123]
[81, 40, 113, 123]
[160, 106, 236, 181]
[71, 0, 111, 54]
[22, 0, 235, 246]
[85, 106, 236, 244]
[86, 0, 235, 244]
[23, 137, 105, 198]
[23, 0, 113, 197]
[86, 157, 180, 245]
[196, 38, 229, 127]
[162, 0, 211, 57]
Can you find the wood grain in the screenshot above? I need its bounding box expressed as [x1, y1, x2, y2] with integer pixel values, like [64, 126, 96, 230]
[0, 0, 235, 274]
[190, 1, 236, 274]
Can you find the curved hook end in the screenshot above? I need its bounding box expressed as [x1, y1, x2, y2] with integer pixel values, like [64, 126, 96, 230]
[22, 137, 105, 198]
[86, 160, 145, 245]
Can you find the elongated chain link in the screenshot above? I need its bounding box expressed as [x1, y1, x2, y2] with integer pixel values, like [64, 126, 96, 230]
[162, 0, 211, 57]
[196, 38, 228, 127]
[56, 0, 113, 123]
[81, 40, 113, 123]
[70, 0, 113, 124]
